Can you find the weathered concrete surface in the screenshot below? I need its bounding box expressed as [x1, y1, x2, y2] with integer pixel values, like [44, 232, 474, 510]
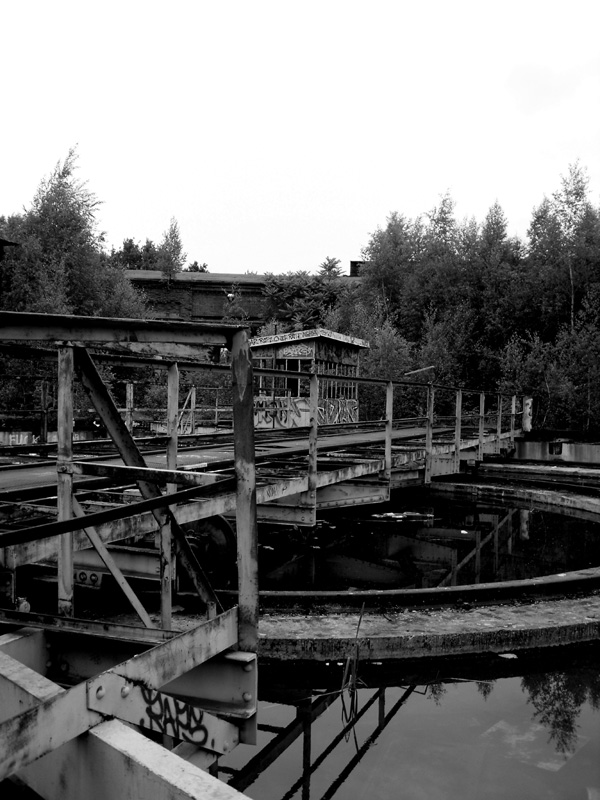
[257, 592, 600, 660]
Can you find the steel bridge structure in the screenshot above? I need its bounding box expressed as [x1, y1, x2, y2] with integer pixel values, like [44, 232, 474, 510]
[0, 311, 528, 799]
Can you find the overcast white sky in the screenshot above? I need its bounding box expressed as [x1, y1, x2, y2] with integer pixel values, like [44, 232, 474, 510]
[2, 1, 599, 274]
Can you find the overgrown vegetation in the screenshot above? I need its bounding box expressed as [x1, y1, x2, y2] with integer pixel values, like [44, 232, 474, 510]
[258, 164, 600, 431]
[2, 152, 600, 432]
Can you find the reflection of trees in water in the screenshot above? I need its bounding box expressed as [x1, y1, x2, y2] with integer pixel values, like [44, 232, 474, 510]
[424, 666, 600, 755]
[476, 680, 494, 700]
[426, 682, 446, 705]
[521, 669, 600, 754]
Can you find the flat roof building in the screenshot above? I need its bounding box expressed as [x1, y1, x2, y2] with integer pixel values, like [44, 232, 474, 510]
[249, 328, 369, 428]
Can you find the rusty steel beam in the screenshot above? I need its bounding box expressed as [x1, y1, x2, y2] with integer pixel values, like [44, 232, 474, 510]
[5, 508, 158, 567]
[0, 620, 251, 800]
[0, 609, 174, 644]
[161, 362, 179, 628]
[455, 389, 463, 472]
[57, 346, 74, 616]
[384, 381, 393, 481]
[424, 384, 435, 484]
[478, 392, 485, 461]
[71, 461, 223, 487]
[231, 329, 258, 653]
[0, 631, 249, 799]
[0, 608, 240, 781]
[0, 470, 309, 550]
[0, 311, 236, 349]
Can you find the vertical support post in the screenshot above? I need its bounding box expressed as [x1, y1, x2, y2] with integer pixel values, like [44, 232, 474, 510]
[190, 385, 196, 434]
[493, 519, 499, 575]
[40, 381, 48, 444]
[475, 530, 481, 584]
[510, 395, 517, 446]
[166, 364, 178, 475]
[496, 394, 502, 454]
[450, 549, 457, 586]
[232, 329, 258, 653]
[214, 389, 219, 429]
[523, 396, 533, 433]
[507, 510, 513, 555]
[478, 392, 485, 461]
[125, 382, 134, 433]
[384, 381, 393, 482]
[159, 363, 178, 629]
[308, 373, 319, 505]
[454, 389, 462, 473]
[424, 384, 434, 483]
[57, 347, 74, 617]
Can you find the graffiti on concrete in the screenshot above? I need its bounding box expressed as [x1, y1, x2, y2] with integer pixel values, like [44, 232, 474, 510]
[254, 396, 310, 429]
[319, 398, 358, 425]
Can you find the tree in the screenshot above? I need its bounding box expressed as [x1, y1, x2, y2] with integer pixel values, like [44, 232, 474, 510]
[185, 260, 208, 273]
[0, 150, 146, 420]
[156, 217, 187, 276]
[318, 256, 343, 279]
[261, 271, 339, 330]
[0, 148, 145, 318]
[552, 162, 598, 332]
[110, 238, 144, 270]
[418, 302, 479, 388]
[526, 163, 600, 337]
[360, 211, 423, 332]
[221, 283, 249, 324]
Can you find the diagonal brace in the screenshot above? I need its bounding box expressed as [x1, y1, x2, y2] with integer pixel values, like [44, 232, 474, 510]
[73, 346, 220, 614]
[73, 498, 155, 629]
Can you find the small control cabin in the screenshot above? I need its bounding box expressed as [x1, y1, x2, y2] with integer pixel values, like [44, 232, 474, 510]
[249, 328, 370, 429]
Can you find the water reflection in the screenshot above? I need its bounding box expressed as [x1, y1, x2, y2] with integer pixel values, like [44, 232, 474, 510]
[257, 498, 600, 591]
[523, 669, 600, 755]
[218, 648, 600, 799]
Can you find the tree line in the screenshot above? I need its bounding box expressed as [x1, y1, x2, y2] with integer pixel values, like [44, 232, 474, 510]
[257, 164, 600, 431]
[1, 151, 600, 431]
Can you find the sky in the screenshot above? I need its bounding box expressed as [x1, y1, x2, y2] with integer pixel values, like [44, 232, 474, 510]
[2, 0, 600, 275]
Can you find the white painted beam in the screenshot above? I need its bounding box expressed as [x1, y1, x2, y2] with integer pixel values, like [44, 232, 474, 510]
[0, 628, 48, 674]
[22, 718, 249, 800]
[0, 647, 248, 799]
[0, 650, 63, 722]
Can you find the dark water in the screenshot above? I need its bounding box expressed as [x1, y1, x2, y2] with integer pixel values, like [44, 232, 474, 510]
[258, 497, 600, 591]
[219, 651, 600, 799]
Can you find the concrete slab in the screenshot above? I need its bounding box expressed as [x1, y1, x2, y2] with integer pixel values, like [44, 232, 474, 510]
[257, 592, 600, 660]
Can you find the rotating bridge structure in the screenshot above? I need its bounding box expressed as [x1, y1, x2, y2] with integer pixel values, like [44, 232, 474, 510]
[0, 310, 580, 800]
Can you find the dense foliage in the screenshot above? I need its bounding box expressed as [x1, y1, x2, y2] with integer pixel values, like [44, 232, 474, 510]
[0, 151, 189, 419]
[258, 164, 600, 431]
[0, 150, 145, 318]
[3, 153, 600, 432]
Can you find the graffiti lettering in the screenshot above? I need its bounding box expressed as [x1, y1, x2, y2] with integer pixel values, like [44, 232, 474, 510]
[250, 328, 368, 348]
[279, 343, 313, 358]
[318, 399, 358, 425]
[139, 686, 209, 744]
[254, 396, 309, 429]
